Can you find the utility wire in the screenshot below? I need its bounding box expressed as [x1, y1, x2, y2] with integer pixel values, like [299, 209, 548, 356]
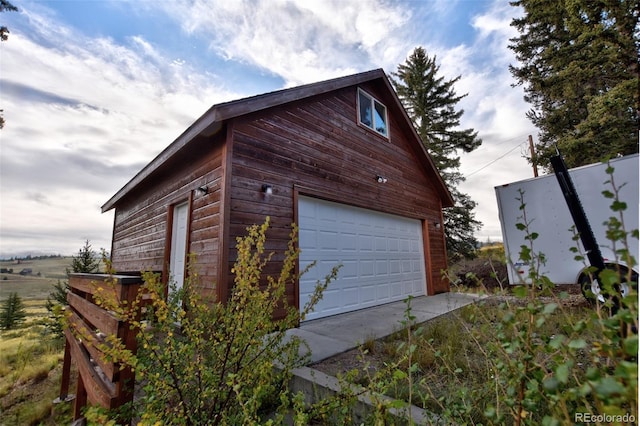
[466, 141, 527, 178]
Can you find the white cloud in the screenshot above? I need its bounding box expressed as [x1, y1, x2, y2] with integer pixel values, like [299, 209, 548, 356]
[450, 1, 537, 240]
[0, 0, 540, 256]
[0, 6, 241, 256]
[158, 0, 413, 85]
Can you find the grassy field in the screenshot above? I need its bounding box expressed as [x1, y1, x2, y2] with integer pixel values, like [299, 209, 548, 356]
[0, 257, 74, 425]
[0, 257, 71, 300]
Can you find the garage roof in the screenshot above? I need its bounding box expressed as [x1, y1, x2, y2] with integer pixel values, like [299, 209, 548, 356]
[102, 69, 453, 212]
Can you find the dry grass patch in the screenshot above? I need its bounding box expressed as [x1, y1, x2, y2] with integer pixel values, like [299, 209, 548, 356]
[0, 303, 69, 425]
[313, 294, 601, 423]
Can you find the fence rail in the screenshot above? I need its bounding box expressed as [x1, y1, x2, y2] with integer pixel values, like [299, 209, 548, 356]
[60, 273, 144, 423]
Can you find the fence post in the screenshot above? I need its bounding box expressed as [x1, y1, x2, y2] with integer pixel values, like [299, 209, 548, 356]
[53, 339, 74, 403]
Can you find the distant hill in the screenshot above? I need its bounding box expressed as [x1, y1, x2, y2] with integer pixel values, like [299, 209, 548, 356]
[0, 257, 71, 300]
[0, 254, 65, 262]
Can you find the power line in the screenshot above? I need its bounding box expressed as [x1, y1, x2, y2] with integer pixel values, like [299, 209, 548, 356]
[466, 141, 527, 178]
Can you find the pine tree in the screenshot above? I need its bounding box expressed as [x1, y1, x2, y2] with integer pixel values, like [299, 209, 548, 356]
[46, 240, 100, 336]
[1, 292, 26, 330]
[69, 240, 100, 275]
[509, 0, 639, 169]
[45, 280, 70, 336]
[391, 47, 482, 261]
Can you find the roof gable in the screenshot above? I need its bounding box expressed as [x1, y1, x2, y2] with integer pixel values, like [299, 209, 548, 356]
[102, 69, 453, 212]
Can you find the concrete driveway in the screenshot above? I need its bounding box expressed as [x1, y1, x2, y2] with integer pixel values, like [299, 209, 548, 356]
[287, 292, 481, 364]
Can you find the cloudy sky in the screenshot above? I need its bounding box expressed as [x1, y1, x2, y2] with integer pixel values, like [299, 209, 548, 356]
[0, 0, 539, 258]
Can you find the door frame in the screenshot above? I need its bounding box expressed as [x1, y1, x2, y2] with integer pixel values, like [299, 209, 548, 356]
[163, 195, 192, 298]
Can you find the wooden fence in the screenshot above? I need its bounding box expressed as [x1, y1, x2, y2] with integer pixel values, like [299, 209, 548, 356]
[59, 273, 144, 423]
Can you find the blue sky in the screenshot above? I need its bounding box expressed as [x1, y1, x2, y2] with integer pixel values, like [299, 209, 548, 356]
[0, 0, 538, 257]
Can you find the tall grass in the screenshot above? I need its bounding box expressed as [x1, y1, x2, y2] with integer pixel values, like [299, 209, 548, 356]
[0, 324, 63, 394]
[0, 306, 68, 425]
[372, 296, 601, 422]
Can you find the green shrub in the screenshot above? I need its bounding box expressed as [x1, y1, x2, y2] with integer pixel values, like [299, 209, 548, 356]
[90, 218, 343, 425]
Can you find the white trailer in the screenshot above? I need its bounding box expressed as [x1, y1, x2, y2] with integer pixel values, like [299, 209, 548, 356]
[495, 154, 639, 287]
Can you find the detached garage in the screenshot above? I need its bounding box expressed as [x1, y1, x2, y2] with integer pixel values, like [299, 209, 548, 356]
[101, 68, 454, 321]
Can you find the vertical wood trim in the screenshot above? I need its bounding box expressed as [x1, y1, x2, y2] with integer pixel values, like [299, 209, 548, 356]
[185, 192, 194, 283]
[292, 186, 300, 313]
[217, 123, 234, 303]
[162, 205, 174, 299]
[423, 219, 434, 296]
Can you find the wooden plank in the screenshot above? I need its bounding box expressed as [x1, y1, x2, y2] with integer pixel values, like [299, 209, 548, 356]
[247, 95, 438, 187]
[69, 276, 99, 295]
[244, 106, 399, 172]
[68, 292, 119, 336]
[234, 123, 432, 205]
[230, 127, 437, 218]
[69, 274, 143, 294]
[67, 311, 116, 381]
[65, 328, 116, 408]
[113, 227, 166, 247]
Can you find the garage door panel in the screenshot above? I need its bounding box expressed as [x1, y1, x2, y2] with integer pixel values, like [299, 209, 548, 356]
[321, 292, 341, 311]
[412, 259, 423, 272]
[376, 285, 390, 300]
[318, 230, 337, 248]
[340, 260, 358, 279]
[299, 196, 427, 321]
[359, 260, 375, 277]
[299, 229, 317, 249]
[390, 282, 402, 297]
[376, 261, 388, 275]
[341, 234, 358, 251]
[343, 286, 359, 306]
[389, 260, 401, 274]
[358, 235, 374, 251]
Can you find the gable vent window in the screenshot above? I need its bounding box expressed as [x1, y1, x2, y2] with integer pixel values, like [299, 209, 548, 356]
[357, 88, 388, 138]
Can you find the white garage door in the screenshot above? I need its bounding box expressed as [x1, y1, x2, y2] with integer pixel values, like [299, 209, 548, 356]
[298, 196, 426, 321]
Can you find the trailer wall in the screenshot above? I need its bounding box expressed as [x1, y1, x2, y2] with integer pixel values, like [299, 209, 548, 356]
[495, 154, 639, 285]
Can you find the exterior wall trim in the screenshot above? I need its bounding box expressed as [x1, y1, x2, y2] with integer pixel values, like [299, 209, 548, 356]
[217, 124, 235, 303]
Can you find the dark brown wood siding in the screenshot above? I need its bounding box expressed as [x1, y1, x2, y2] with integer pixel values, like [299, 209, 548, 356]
[110, 134, 226, 296]
[428, 210, 449, 294]
[226, 83, 449, 310]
